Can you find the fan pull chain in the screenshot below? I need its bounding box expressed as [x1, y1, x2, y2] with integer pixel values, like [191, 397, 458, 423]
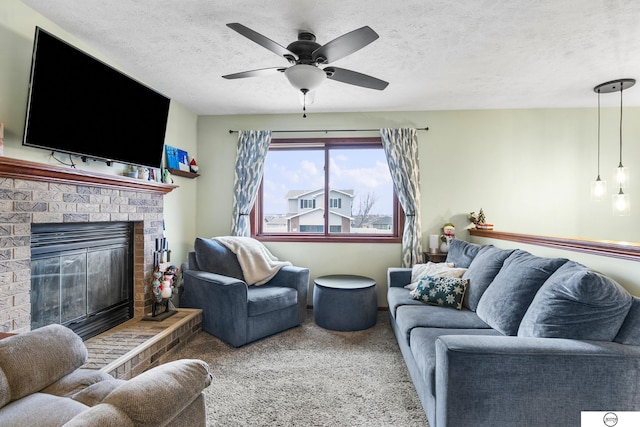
[302, 89, 308, 118]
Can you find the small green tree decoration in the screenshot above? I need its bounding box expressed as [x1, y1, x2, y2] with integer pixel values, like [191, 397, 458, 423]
[469, 208, 486, 225]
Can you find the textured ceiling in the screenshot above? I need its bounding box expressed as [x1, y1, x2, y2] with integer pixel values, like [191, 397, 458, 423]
[21, 0, 640, 115]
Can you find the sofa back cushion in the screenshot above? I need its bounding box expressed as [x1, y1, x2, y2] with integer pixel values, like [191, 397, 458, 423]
[614, 297, 640, 345]
[194, 237, 244, 281]
[462, 245, 515, 311]
[518, 261, 633, 341]
[476, 250, 567, 336]
[445, 239, 483, 268]
[0, 324, 87, 409]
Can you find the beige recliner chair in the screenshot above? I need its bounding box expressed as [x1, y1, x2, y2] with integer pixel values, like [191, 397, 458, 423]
[0, 324, 212, 426]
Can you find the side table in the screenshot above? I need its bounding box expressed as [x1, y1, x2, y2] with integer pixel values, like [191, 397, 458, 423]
[423, 251, 447, 263]
[313, 275, 377, 331]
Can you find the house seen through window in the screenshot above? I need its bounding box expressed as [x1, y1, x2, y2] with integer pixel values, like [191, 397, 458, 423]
[252, 137, 402, 242]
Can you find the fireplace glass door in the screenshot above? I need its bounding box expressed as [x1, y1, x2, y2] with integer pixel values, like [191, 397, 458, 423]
[30, 222, 134, 340]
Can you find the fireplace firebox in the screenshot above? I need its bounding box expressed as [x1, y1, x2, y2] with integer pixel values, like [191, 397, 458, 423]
[30, 222, 134, 340]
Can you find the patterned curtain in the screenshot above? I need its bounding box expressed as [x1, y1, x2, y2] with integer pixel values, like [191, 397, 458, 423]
[231, 130, 272, 236]
[380, 128, 423, 267]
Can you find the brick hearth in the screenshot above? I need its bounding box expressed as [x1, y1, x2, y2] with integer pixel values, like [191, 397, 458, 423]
[0, 157, 178, 333]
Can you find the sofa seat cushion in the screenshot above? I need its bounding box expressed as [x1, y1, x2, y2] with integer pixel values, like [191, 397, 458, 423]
[395, 304, 491, 344]
[247, 284, 297, 317]
[462, 245, 515, 311]
[476, 250, 568, 336]
[518, 261, 633, 341]
[0, 392, 88, 426]
[388, 287, 429, 318]
[409, 328, 503, 398]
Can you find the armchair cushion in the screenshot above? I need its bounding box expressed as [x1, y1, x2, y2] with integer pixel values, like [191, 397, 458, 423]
[247, 285, 298, 317]
[194, 237, 244, 281]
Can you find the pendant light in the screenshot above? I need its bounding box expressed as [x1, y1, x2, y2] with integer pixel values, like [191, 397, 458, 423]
[594, 78, 635, 216]
[590, 88, 606, 201]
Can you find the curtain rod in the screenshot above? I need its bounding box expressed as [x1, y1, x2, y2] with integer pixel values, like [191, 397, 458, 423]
[228, 127, 429, 134]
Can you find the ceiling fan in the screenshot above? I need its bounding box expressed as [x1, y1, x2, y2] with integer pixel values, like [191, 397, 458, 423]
[222, 23, 389, 115]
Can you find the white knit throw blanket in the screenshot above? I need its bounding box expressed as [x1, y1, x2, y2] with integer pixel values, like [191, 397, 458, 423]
[214, 236, 291, 286]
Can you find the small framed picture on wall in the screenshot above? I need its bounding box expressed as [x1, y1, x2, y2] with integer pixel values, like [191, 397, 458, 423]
[165, 145, 190, 171]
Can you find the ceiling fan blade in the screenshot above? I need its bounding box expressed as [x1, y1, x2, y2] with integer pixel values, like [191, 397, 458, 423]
[312, 26, 379, 64]
[222, 67, 286, 79]
[227, 23, 298, 62]
[325, 67, 388, 90]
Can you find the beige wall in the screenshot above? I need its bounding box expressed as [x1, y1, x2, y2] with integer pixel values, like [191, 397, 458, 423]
[197, 109, 640, 303]
[5, 0, 639, 306]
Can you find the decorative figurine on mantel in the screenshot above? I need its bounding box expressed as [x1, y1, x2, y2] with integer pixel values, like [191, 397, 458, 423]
[162, 168, 173, 184]
[189, 157, 199, 173]
[439, 223, 456, 253]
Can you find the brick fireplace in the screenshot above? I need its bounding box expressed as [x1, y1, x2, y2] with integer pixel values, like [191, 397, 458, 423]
[0, 157, 178, 333]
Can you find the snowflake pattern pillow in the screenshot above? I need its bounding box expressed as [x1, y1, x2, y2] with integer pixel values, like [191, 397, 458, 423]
[405, 262, 467, 291]
[410, 276, 469, 310]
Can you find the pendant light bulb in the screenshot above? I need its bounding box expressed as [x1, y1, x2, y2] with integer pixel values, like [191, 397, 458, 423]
[591, 177, 607, 201]
[613, 187, 631, 216]
[615, 164, 629, 189]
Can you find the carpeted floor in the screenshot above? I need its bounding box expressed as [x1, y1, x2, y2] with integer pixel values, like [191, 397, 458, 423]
[167, 309, 429, 426]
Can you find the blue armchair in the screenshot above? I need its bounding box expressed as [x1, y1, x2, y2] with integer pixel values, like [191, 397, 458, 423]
[181, 238, 309, 347]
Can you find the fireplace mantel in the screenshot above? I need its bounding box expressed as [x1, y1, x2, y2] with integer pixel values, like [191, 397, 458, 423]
[0, 156, 178, 194]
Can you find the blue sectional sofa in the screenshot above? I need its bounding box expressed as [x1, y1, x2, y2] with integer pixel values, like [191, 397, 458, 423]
[387, 239, 640, 427]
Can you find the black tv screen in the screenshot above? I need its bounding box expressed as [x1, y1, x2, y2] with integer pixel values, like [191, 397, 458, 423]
[23, 27, 170, 169]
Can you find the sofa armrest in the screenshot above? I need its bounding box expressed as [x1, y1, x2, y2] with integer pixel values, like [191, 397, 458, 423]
[435, 335, 640, 427]
[265, 266, 310, 323]
[63, 359, 212, 427]
[387, 267, 412, 288]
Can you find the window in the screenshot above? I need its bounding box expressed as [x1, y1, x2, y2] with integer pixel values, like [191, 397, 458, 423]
[300, 199, 316, 209]
[251, 137, 402, 242]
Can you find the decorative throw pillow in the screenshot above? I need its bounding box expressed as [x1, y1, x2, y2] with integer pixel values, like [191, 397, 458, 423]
[445, 239, 483, 268]
[410, 276, 469, 310]
[518, 261, 633, 342]
[462, 245, 515, 311]
[405, 262, 467, 291]
[476, 250, 568, 336]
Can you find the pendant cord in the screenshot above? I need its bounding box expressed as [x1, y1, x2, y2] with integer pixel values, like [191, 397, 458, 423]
[597, 90, 601, 178]
[619, 84, 624, 167]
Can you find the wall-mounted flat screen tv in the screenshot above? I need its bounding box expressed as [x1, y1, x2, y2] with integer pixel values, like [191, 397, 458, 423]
[23, 27, 170, 169]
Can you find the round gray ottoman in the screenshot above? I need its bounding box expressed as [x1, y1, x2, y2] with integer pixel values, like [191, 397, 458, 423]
[313, 274, 377, 331]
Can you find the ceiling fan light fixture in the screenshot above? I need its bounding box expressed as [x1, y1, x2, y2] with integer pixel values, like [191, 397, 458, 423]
[299, 89, 315, 106]
[284, 64, 326, 91]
